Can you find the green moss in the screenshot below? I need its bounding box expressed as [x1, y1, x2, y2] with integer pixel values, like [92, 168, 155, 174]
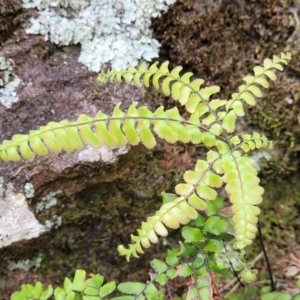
[152, 0, 300, 175]
[246, 175, 300, 273]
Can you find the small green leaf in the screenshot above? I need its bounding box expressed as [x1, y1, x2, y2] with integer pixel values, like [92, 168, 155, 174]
[170, 66, 183, 78]
[117, 282, 145, 295]
[178, 242, 199, 258]
[201, 132, 216, 147]
[207, 196, 223, 216]
[209, 99, 226, 110]
[155, 273, 169, 285]
[204, 239, 224, 252]
[31, 282, 43, 298]
[161, 76, 173, 96]
[189, 78, 204, 90]
[178, 201, 198, 219]
[40, 286, 54, 300]
[196, 276, 212, 300]
[254, 77, 269, 88]
[179, 86, 192, 105]
[196, 183, 217, 200]
[177, 263, 193, 277]
[195, 160, 209, 172]
[99, 282, 116, 298]
[64, 278, 73, 293]
[264, 70, 276, 81]
[261, 292, 292, 300]
[232, 101, 245, 116]
[182, 226, 205, 243]
[72, 270, 86, 292]
[181, 72, 193, 83]
[199, 86, 220, 100]
[166, 268, 176, 279]
[189, 214, 206, 227]
[151, 259, 168, 274]
[54, 287, 66, 300]
[204, 216, 229, 235]
[203, 171, 223, 188]
[175, 183, 194, 196]
[222, 110, 237, 133]
[161, 192, 177, 204]
[240, 91, 256, 105]
[144, 283, 160, 300]
[185, 93, 201, 113]
[188, 193, 207, 211]
[171, 81, 184, 100]
[166, 248, 180, 266]
[248, 85, 262, 97]
[230, 136, 241, 146]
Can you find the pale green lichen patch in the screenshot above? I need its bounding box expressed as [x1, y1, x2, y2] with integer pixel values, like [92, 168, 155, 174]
[45, 215, 62, 230]
[250, 150, 272, 171]
[0, 56, 22, 108]
[24, 182, 35, 199]
[19, 0, 175, 71]
[7, 254, 43, 272]
[36, 190, 63, 212]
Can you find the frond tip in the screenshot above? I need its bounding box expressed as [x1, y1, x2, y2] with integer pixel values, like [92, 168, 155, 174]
[222, 151, 263, 249]
[221, 52, 291, 133]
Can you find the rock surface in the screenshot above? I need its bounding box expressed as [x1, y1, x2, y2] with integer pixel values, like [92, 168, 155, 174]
[1, 0, 300, 298]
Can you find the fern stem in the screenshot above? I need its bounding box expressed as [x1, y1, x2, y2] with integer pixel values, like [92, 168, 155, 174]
[257, 220, 275, 291]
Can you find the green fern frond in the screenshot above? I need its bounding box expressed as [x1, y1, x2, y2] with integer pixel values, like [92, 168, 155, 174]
[98, 53, 291, 137]
[221, 151, 263, 249]
[221, 52, 291, 133]
[230, 132, 272, 152]
[2, 53, 291, 264]
[98, 61, 220, 115]
[118, 155, 223, 260]
[0, 103, 225, 162]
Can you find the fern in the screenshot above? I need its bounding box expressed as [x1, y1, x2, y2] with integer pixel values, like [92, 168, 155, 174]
[2, 53, 292, 298]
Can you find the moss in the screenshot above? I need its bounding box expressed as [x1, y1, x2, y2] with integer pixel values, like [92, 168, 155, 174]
[4, 143, 190, 293]
[0, 0, 22, 45]
[244, 175, 300, 278]
[152, 0, 300, 175]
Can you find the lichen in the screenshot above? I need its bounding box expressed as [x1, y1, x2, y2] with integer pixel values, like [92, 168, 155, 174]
[250, 151, 272, 171]
[7, 254, 43, 272]
[78, 145, 129, 163]
[24, 182, 35, 199]
[36, 190, 63, 212]
[0, 56, 22, 108]
[45, 215, 62, 230]
[19, 0, 176, 71]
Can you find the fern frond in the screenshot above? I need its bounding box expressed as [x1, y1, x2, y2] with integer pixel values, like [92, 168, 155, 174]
[118, 155, 223, 260]
[98, 61, 220, 115]
[98, 53, 291, 138]
[221, 52, 291, 133]
[0, 103, 226, 162]
[230, 132, 273, 152]
[221, 151, 263, 249]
